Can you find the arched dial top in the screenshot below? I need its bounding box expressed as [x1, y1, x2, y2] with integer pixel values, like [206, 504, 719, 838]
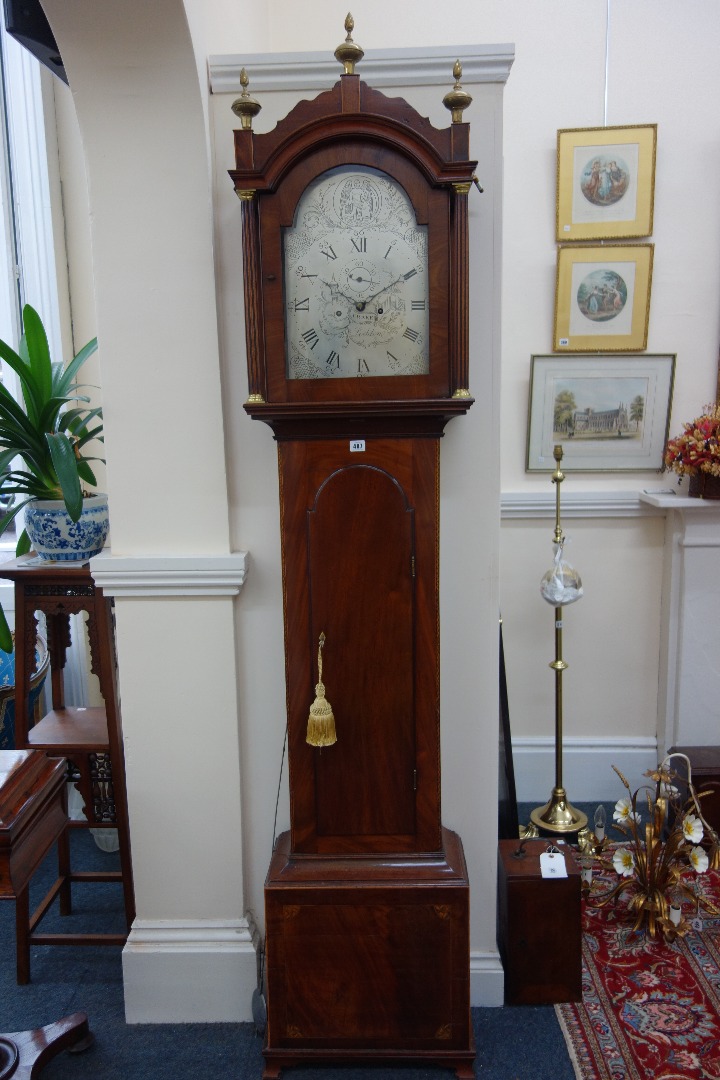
[284, 165, 429, 381]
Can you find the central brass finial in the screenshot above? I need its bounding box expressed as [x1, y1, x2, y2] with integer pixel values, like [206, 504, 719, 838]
[231, 68, 262, 130]
[334, 12, 364, 74]
[442, 59, 473, 123]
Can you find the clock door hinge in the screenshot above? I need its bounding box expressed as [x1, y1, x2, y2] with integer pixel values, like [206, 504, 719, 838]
[413, 769, 417, 792]
[410, 555, 416, 578]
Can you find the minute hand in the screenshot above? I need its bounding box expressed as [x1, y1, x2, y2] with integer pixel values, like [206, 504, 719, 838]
[361, 272, 408, 303]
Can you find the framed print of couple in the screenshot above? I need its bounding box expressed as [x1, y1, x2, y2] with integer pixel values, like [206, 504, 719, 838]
[556, 124, 657, 242]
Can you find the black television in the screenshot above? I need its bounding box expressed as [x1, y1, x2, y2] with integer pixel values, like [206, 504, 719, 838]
[3, 0, 67, 84]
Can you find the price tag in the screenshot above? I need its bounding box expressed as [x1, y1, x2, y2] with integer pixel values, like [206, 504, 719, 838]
[540, 851, 568, 879]
[350, 440, 365, 452]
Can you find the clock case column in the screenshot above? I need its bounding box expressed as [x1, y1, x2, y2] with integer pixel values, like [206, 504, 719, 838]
[230, 63, 477, 1078]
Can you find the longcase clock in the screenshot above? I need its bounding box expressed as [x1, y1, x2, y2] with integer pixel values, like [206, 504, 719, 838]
[230, 18, 478, 1078]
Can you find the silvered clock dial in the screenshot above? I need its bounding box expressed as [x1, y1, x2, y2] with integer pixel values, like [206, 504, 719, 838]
[283, 165, 429, 379]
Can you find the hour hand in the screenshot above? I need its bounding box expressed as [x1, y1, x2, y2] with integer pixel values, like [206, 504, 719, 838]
[320, 277, 354, 301]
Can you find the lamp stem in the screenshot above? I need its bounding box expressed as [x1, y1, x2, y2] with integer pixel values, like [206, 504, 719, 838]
[530, 445, 588, 836]
[554, 605, 564, 791]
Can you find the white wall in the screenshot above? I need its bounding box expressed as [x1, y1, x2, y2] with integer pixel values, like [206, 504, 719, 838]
[37, 0, 720, 1018]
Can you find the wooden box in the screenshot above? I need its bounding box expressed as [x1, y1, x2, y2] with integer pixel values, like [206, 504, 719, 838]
[669, 746, 720, 835]
[263, 828, 475, 1078]
[497, 838, 582, 1005]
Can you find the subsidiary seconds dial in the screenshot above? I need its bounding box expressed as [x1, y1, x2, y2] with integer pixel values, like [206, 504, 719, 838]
[284, 166, 429, 379]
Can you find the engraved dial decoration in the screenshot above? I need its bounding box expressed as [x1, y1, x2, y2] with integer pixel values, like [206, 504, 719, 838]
[284, 166, 429, 379]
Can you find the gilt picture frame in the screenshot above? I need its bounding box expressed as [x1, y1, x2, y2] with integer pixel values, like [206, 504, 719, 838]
[553, 243, 653, 353]
[526, 353, 675, 472]
[556, 124, 657, 242]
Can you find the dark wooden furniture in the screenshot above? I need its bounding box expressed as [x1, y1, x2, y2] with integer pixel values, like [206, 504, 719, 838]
[0, 748, 68, 982]
[230, 21, 476, 1077]
[1, 753, 93, 1072]
[669, 745, 720, 835]
[0, 750, 67, 899]
[264, 829, 473, 1079]
[0, 1013, 92, 1078]
[497, 838, 582, 1005]
[0, 557, 134, 980]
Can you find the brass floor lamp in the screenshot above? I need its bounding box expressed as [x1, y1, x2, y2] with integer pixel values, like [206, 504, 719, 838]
[530, 445, 588, 835]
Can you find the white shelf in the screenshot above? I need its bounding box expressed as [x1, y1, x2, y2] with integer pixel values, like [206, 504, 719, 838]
[639, 490, 720, 510]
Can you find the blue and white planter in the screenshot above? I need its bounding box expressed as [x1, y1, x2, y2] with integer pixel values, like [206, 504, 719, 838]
[24, 493, 109, 562]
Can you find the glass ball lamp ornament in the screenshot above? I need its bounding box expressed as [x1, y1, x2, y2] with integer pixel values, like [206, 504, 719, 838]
[540, 539, 583, 607]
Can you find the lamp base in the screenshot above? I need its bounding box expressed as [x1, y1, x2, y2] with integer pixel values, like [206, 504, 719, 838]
[530, 787, 588, 835]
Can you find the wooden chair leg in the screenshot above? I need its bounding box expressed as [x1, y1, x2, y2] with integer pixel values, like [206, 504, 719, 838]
[57, 828, 72, 916]
[15, 884, 30, 985]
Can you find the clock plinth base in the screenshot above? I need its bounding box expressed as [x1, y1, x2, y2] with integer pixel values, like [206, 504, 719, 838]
[262, 828, 474, 1080]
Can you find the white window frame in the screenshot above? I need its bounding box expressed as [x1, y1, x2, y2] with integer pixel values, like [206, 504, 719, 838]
[0, 25, 91, 710]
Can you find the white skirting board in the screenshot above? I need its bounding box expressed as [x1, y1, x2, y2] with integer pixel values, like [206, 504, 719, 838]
[512, 736, 659, 805]
[122, 917, 259, 1023]
[471, 951, 505, 1007]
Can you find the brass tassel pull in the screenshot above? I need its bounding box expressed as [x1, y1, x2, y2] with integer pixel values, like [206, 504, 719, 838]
[306, 632, 337, 747]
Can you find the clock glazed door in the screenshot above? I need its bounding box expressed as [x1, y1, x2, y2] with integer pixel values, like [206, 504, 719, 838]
[280, 437, 442, 856]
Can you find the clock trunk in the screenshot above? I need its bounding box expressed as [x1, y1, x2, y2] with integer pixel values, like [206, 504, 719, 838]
[279, 437, 441, 856]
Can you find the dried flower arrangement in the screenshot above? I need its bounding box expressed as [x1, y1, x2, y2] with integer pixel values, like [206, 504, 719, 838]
[664, 402, 720, 480]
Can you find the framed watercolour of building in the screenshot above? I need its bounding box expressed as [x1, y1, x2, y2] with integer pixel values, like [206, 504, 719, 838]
[526, 353, 675, 472]
[556, 124, 657, 242]
[553, 244, 653, 352]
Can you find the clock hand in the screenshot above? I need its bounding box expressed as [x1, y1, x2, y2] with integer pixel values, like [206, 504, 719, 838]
[320, 278, 358, 306]
[359, 272, 406, 303]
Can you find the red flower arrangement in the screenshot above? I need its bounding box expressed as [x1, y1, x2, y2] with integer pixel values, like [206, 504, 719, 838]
[664, 402, 720, 479]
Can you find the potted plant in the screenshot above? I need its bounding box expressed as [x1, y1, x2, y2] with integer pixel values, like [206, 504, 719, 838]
[0, 303, 105, 650]
[664, 402, 720, 498]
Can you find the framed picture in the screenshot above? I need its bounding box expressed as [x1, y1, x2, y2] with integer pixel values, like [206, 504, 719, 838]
[526, 353, 675, 472]
[556, 124, 657, 241]
[554, 243, 653, 352]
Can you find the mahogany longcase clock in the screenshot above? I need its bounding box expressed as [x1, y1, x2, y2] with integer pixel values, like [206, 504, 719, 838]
[230, 18, 478, 1078]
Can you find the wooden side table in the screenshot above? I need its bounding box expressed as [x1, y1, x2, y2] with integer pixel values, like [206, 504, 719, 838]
[0, 556, 134, 980]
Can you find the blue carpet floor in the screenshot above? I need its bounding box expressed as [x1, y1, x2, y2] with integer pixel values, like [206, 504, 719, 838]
[0, 815, 586, 1079]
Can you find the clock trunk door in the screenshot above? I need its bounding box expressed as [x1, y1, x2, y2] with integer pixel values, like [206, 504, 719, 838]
[280, 439, 441, 856]
[311, 462, 415, 843]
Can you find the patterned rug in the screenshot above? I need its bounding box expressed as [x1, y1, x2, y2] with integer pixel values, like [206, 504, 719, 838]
[556, 866, 720, 1080]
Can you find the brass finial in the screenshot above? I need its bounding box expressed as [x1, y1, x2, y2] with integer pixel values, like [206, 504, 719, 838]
[334, 12, 364, 74]
[231, 68, 262, 130]
[442, 59, 473, 123]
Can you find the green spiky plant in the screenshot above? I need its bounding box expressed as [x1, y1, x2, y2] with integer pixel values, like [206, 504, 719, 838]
[0, 303, 102, 650]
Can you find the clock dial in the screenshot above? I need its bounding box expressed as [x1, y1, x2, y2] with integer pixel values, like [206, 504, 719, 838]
[284, 166, 429, 379]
